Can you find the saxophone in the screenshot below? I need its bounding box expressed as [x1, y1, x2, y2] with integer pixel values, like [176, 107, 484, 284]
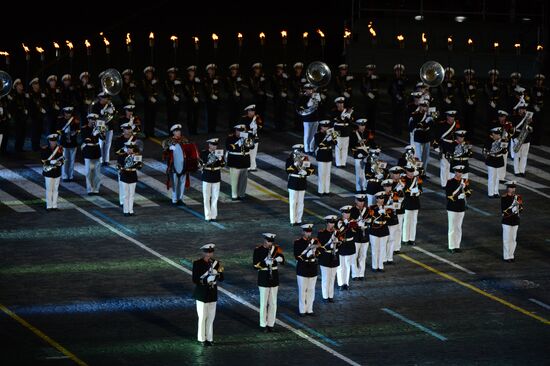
[199, 151, 219, 170]
[43, 156, 64, 172]
[513, 112, 533, 153]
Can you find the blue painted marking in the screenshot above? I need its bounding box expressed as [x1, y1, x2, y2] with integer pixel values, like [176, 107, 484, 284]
[12, 296, 195, 315]
[280, 313, 341, 347]
[381, 308, 448, 341]
[92, 210, 136, 235]
[176, 205, 226, 230]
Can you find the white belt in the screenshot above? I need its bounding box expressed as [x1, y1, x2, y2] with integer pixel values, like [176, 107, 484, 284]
[203, 167, 221, 171]
[260, 267, 278, 271]
[334, 123, 348, 126]
[122, 168, 137, 171]
[373, 220, 387, 225]
[303, 258, 317, 263]
[85, 143, 99, 146]
[228, 151, 250, 156]
[290, 174, 305, 178]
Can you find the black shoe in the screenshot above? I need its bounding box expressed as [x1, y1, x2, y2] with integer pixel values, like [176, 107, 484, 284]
[510, 258, 515, 262]
[409, 241, 416, 246]
[211, 219, 217, 222]
[124, 213, 130, 217]
[307, 312, 316, 317]
[201, 341, 207, 347]
[493, 194, 500, 198]
[343, 284, 349, 290]
[267, 326, 274, 332]
[299, 313, 306, 317]
[358, 277, 365, 281]
[352, 277, 358, 281]
[101, 162, 109, 167]
[129, 213, 135, 216]
[295, 222, 302, 226]
[377, 269, 385, 272]
[261, 327, 268, 333]
[46, 208, 52, 212]
[231, 197, 239, 201]
[393, 250, 401, 254]
[52, 208, 60, 211]
[328, 298, 334, 303]
[372, 268, 377, 273]
[386, 261, 394, 265]
[449, 249, 455, 253]
[454, 248, 461, 253]
[204, 341, 213, 347]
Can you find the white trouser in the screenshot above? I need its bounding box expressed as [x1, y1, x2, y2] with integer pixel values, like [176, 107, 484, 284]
[320, 266, 338, 299]
[84, 158, 101, 193]
[44, 177, 60, 209]
[62, 147, 76, 180]
[337, 254, 355, 286]
[502, 224, 518, 260]
[354, 158, 367, 191]
[440, 156, 450, 187]
[351, 242, 369, 278]
[229, 167, 248, 198]
[317, 161, 331, 194]
[196, 300, 216, 342]
[249, 143, 259, 170]
[402, 209, 419, 242]
[367, 194, 375, 206]
[447, 211, 465, 249]
[386, 224, 399, 261]
[297, 275, 317, 314]
[259, 286, 278, 327]
[487, 166, 499, 196]
[513, 142, 530, 174]
[335, 136, 349, 167]
[171, 173, 186, 203]
[414, 141, 430, 173]
[395, 214, 404, 251]
[202, 181, 220, 220]
[288, 189, 305, 224]
[498, 151, 508, 181]
[99, 130, 113, 163]
[122, 182, 136, 214]
[0, 134, 3, 148]
[370, 235, 388, 270]
[118, 172, 124, 205]
[303, 121, 319, 153]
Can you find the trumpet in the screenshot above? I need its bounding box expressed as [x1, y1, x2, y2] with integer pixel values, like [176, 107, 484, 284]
[43, 156, 65, 172]
[93, 120, 107, 139]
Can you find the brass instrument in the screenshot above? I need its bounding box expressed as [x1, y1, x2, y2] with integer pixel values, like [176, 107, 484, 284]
[93, 120, 107, 139]
[485, 140, 507, 157]
[201, 259, 223, 288]
[296, 61, 332, 116]
[292, 149, 310, 175]
[123, 153, 142, 169]
[420, 61, 445, 87]
[370, 154, 387, 177]
[0, 70, 13, 98]
[239, 132, 255, 150]
[513, 111, 533, 153]
[43, 156, 64, 172]
[199, 150, 220, 170]
[100, 68, 123, 96]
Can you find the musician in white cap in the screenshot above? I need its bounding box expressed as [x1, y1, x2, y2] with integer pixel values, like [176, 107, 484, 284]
[402, 165, 423, 246]
[485, 69, 501, 120]
[484, 127, 507, 198]
[368, 191, 392, 272]
[315, 120, 336, 195]
[460, 68, 478, 138]
[350, 119, 373, 193]
[28, 77, 48, 151]
[200, 138, 225, 221]
[408, 99, 432, 175]
[297, 83, 321, 154]
[382, 179, 400, 264]
[90, 92, 116, 166]
[253, 233, 285, 332]
[501, 181, 523, 262]
[240, 104, 263, 171]
[446, 165, 472, 253]
[162, 124, 190, 205]
[361, 64, 379, 128]
[434, 110, 459, 187]
[80, 113, 103, 194]
[389, 166, 405, 254]
[286, 144, 314, 226]
[272, 63, 289, 130]
[41, 134, 64, 211]
[442, 130, 472, 180]
[335, 64, 353, 100]
[350, 194, 369, 280]
[317, 215, 340, 302]
[203, 64, 221, 133]
[249, 62, 268, 118]
[117, 141, 143, 216]
[388, 64, 407, 135]
[491, 110, 513, 182]
[141, 66, 160, 137]
[530, 74, 545, 146]
[164, 67, 183, 125]
[510, 98, 533, 177]
[336, 205, 358, 289]
[183, 65, 201, 135]
[331, 96, 353, 167]
[225, 64, 244, 130]
[193, 243, 224, 346]
[294, 223, 320, 316]
[226, 124, 251, 200]
[57, 106, 80, 182]
[291, 62, 307, 130]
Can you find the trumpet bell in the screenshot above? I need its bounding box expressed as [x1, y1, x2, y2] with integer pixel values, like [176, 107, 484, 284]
[101, 68, 123, 96]
[419, 61, 445, 87]
[0, 70, 13, 98]
[306, 61, 332, 88]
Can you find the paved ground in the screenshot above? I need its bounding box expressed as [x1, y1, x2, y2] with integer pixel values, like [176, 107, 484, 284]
[1, 94, 549, 365]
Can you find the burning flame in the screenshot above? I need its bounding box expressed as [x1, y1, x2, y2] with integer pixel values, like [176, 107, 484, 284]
[36, 47, 44, 53]
[421, 33, 427, 43]
[316, 29, 325, 38]
[397, 34, 404, 42]
[259, 32, 266, 39]
[281, 30, 287, 38]
[53, 42, 60, 49]
[468, 38, 473, 45]
[447, 36, 453, 44]
[344, 29, 352, 39]
[493, 42, 499, 48]
[66, 40, 74, 50]
[85, 40, 91, 48]
[0, 51, 9, 56]
[537, 44, 543, 51]
[369, 27, 376, 37]
[22, 43, 30, 53]
[103, 37, 110, 47]
[193, 36, 199, 43]
[303, 32, 308, 39]
[126, 33, 131, 45]
[212, 33, 219, 41]
[149, 32, 154, 40]
[170, 35, 178, 41]
[237, 33, 243, 39]
[514, 43, 521, 48]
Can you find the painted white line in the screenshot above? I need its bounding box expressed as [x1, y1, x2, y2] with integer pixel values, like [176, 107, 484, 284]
[412, 246, 476, 275]
[532, 145, 550, 154]
[529, 298, 550, 311]
[0, 186, 35, 212]
[312, 200, 341, 214]
[74, 206, 361, 366]
[44, 356, 70, 360]
[382, 308, 447, 341]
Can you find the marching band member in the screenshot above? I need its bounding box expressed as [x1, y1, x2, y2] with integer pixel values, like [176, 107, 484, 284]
[77, 71, 95, 123]
[506, 73, 523, 109]
[315, 120, 336, 195]
[253, 233, 285, 332]
[57, 106, 79, 182]
[484, 127, 507, 198]
[183, 65, 201, 135]
[530, 74, 545, 146]
[490, 111, 513, 181]
[286, 144, 314, 226]
[114, 124, 138, 206]
[485, 69, 501, 121]
[368, 191, 392, 272]
[439, 67, 458, 110]
[402, 165, 423, 246]
[80, 113, 103, 194]
[28, 78, 48, 151]
[446, 166, 472, 253]
[388, 64, 407, 135]
[365, 147, 385, 205]
[203, 64, 221, 133]
[361, 64, 379, 130]
[408, 99, 432, 174]
[162, 124, 190, 205]
[350, 118, 372, 193]
[41, 134, 64, 211]
[511, 99, 533, 177]
[336, 205, 357, 290]
[226, 124, 251, 200]
[272, 64, 289, 130]
[141, 66, 159, 137]
[45, 75, 61, 134]
[335, 64, 353, 101]
[117, 141, 143, 216]
[297, 83, 321, 154]
[249, 63, 268, 120]
[9, 78, 29, 152]
[164, 67, 183, 125]
[350, 195, 369, 280]
[460, 69, 478, 139]
[0, 93, 9, 154]
[382, 179, 400, 264]
[331, 97, 353, 167]
[294, 223, 320, 316]
[291, 62, 306, 131]
[317, 215, 340, 302]
[225, 64, 244, 130]
[60, 74, 79, 109]
[435, 110, 459, 187]
[90, 92, 116, 166]
[200, 138, 225, 222]
[442, 130, 472, 179]
[120, 69, 137, 106]
[118, 104, 143, 138]
[389, 166, 405, 254]
[193, 243, 224, 346]
[501, 181, 523, 262]
[240, 105, 263, 171]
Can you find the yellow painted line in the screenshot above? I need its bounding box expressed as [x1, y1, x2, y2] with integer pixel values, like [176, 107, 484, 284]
[398, 254, 550, 326]
[149, 137, 162, 145]
[0, 303, 88, 365]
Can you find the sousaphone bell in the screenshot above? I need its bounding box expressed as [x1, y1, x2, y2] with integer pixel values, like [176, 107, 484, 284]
[0, 70, 13, 98]
[305, 61, 332, 88]
[419, 61, 445, 87]
[100, 68, 123, 96]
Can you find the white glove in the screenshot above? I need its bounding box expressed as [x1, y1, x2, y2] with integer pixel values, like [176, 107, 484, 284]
[237, 77, 242, 82]
[234, 91, 240, 97]
[368, 92, 375, 99]
[320, 93, 327, 101]
[173, 95, 180, 102]
[281, 92, 287, 98]
[169, 145, 176, 151]
[129, 99, 135, 105]
[260, 76, 265, 82]
[396, 95, 403, 101]
[458, 193, 466, 200]
[265, 258, 273, 266]
[410, 187, 419, 195]
[378, 208, 385, 215]
[193, 97, 199, 103]
[492, 86, 498, 91]
[346, 76, 354, 81]
[0, 107, 3, 114]
[490, 101, 496, 108]
[299, 170, 307, 176]
[250, 121, 257, 130]
[195, 77, 201, 83]
[206, 275, 217, 283]
[282, 73, 288, 79]
[275, 256, 283, 263]
[174, 80, 182, 85]
[534, 105, 541, 112]
[467, 98, 474, 105]
[213, 79, 219, 85]
[49, 160, 57, 165]
[312, 93, 321, 103]
[150, 97, 157, 103]
[236, 139, 243, 146]
[129, 83, 136, 88]
[344, 92, 351, 98]
[357, 153, 364, 158]
[512, 206, 519, 214]
[468, 85, 475, 90]
[211, 94, 218, 100]
[40, 108, 46, 114]
[54, 104, 60, 110]
[151, 79, 158, 85]
[445, 97, 452, 104]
